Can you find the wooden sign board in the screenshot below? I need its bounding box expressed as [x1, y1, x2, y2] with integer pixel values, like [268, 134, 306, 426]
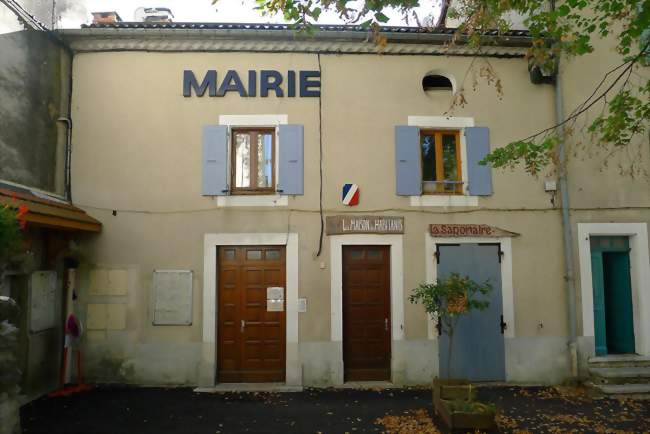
[326, 215, 404, 235]
[430, 224, 519, 238]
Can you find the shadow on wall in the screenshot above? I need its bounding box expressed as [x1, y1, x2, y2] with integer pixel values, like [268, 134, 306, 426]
[0, 30, 67, 194]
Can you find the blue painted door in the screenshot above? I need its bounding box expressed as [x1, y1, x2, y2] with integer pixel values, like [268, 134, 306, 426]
[436, 243, 506, 381]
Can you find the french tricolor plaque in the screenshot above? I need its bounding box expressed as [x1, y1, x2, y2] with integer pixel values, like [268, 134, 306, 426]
[342, 183, 360, 206]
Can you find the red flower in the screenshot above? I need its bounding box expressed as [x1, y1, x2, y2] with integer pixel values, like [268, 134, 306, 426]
[16, 204, 28, 230]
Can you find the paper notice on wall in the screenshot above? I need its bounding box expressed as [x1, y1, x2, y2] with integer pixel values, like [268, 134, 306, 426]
[30, 271, 58, 333]
[152, 270, 192, 325]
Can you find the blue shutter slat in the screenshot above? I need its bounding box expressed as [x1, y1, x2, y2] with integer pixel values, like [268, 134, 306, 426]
[466, 127, 493, 196]
[395, 126, 422, 196]
[202, 125, 229, 196]
[278, 124, 304, 195]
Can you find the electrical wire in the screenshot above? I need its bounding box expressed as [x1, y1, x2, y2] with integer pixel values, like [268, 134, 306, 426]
[77, 203, 650, 216]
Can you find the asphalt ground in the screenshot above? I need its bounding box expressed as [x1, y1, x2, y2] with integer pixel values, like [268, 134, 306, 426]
[20, 385, 650, 433]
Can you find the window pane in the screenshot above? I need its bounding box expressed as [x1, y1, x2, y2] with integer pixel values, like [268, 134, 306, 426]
[349, 250, 363, 260]
[222, 249, 236, 261]
[234, 133, 251, 188]
[257, 133, 274, 188]
[421, 134, 437, 182]
[367, 249, 383, 260]
[442, 134, 459, 193]
[246, 250, 262, 260]
[265, 249, 281, 260]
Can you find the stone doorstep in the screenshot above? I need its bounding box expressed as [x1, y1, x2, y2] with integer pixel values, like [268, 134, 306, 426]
[334, 381, 400, 390]
[588, 355, 650, 367]
[589, 366, 650, 379]
[194, 383, 303, 393]
[587, 382, 650, 395]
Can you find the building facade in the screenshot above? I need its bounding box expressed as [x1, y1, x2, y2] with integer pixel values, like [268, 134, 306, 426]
[56, 22, 650, 388]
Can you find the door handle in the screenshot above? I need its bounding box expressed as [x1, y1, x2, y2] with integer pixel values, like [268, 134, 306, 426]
[384, 318, 389, 332]
[500, 315, 507, 334]
[241, 320, 245, 333]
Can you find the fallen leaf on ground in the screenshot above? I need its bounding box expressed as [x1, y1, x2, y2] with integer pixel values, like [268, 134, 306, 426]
[375, 409, 440, 434]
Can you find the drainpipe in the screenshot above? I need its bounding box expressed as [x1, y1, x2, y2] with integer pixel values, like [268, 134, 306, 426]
[56, 37, 75, 203]
[57, 117, 72, 201]
[554, 49, 579, 378]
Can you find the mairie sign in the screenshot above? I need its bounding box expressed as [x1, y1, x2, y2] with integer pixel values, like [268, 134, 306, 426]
[183, 70, 321, 98]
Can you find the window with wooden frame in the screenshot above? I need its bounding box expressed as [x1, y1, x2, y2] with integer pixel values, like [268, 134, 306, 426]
[420, 130, 463, 195]
[231, 128, 276, 194]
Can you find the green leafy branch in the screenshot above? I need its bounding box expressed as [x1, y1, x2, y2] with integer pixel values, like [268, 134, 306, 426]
[410, 273, 492, 378]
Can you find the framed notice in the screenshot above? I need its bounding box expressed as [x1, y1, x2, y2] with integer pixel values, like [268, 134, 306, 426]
[152, 270, 193, 326]
[30, 271, 58, 333]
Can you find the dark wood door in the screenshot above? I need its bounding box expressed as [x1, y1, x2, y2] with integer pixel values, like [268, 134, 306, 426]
[217, 246, 286, 383]
[343, 245, 391, 381]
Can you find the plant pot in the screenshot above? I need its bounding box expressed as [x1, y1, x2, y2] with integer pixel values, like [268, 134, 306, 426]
[435, 398, 497, 431]
[432, 378, 476, 408]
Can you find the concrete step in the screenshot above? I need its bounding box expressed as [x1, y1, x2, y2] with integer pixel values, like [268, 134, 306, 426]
[588, 382, 650, 395]
[588, 355, 650, 368]
[589, 366, 650, 384]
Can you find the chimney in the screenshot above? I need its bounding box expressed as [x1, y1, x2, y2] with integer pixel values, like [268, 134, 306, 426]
[134, 7, 174, 23]
[91, 12, 123, 24]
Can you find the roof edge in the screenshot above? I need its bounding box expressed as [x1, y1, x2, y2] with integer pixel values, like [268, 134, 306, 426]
[58, 24, 532, 56]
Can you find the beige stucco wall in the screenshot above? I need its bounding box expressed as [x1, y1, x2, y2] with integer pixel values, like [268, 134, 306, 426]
[559, 33, 650, 348]
[68, 44, 646, 385]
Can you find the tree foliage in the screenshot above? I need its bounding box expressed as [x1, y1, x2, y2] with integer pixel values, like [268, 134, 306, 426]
[409, 273, 491, 377]
[226, 0, 650, 176]
[0, 204, 27, 261]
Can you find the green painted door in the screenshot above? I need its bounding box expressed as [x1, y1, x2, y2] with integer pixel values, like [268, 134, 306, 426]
[591, 252, 607, 356]
[603, 252, 635, 354]
[590, 236, 635, 356]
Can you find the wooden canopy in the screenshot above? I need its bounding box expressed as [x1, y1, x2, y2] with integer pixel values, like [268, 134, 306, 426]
[0, 187, 101, 233]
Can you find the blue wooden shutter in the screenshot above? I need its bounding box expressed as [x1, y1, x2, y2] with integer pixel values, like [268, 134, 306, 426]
[466, 127, 493, 196]
[202, 125, 229, 196]
[395, 126, 422, 196]
[277, 124, 304, 195]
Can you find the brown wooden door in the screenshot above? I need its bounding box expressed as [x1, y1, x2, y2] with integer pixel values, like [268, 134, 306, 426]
[343, 245, 391, 381]
[217, 246, 286, 383]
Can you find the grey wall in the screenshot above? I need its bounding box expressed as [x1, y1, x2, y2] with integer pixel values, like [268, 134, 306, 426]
[0, 30, 68, 194]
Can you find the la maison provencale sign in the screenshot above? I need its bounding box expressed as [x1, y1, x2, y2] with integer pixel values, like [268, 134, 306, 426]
[429, 224, 519, 238]
[327, 216, 404, 235]
[183, 70, 321, 98]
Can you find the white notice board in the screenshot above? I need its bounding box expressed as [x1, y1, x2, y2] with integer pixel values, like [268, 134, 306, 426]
[30, 271, 58, 333]
[152, 270, 192, 325]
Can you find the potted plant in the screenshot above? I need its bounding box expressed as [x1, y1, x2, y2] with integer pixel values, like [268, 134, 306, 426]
[409, 273, 497, 431]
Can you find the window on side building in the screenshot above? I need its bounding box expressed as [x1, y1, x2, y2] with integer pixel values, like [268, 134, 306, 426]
[420, 130, 462, 195]
[231, 128, 275, 194]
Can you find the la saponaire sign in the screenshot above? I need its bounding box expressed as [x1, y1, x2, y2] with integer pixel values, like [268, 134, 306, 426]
[183, 70, 321, 98]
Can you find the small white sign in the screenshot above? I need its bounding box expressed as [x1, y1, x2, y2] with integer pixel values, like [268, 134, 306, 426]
[152, 270, 193, 325]
[298, 298, 307, 313]
[267, 299, 284, 312]
[267, 287, 284, 300]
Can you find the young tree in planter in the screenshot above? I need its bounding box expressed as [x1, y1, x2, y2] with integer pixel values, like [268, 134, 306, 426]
[409, 273, 492, 379]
